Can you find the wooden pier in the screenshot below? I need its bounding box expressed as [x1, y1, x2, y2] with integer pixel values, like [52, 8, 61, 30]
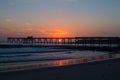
[7, 37, 120, 51]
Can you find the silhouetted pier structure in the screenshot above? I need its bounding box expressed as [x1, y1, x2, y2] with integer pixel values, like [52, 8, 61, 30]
[7, 37, 120, 51]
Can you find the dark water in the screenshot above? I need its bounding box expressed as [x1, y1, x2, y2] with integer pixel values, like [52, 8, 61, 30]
[0, 48, 119, 72]
[0, 50, 107, 63]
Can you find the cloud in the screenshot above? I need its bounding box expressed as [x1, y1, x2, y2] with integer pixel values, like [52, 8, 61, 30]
[5, 18, 12, 22]
[25, 22, 32, 26]
[45, 30, 59, 33]
[44, 29, 69, 37]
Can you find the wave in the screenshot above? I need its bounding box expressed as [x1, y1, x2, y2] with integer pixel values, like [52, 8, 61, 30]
[0, 48, 68, 54]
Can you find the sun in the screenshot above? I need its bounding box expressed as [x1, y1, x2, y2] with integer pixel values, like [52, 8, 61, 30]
[58, 39, 62, 42]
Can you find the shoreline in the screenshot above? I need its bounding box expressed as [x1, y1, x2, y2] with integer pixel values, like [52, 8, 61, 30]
[0, 53, 118, 73]
[0, 58, 120, 80]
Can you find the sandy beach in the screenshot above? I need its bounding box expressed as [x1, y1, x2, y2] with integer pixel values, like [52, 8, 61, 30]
[0, 58, 120, 80]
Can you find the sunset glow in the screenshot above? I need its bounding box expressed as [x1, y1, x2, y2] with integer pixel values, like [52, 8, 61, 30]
[58, 39, 62, 43]
[0, 0, 120, 41]
[52, 30, 69, 38]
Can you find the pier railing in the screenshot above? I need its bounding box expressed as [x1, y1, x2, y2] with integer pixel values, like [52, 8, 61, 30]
[6, 37, 120, 50]
[8, 37, 120, 45]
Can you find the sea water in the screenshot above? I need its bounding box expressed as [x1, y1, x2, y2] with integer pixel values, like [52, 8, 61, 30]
[0, 48, 107, 64]
[0, 47, 119, 72]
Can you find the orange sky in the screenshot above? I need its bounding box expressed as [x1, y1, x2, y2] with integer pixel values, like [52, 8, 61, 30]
[0, 0, 120, 41]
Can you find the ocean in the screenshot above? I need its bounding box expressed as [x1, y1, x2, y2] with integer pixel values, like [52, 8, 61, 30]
[0, 47, 119, 72]
[0, 48, 107, 63]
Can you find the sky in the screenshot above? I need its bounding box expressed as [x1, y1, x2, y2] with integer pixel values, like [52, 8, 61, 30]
[0, 0, 120, 40]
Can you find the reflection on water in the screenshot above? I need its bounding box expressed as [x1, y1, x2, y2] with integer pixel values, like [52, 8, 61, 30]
[44, 54, 116, 67]
[0, 53, 118, 72]
[58, 61, 64, 66]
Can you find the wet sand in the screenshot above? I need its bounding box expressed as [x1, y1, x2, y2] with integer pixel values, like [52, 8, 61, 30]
[0, 59, 120, 80]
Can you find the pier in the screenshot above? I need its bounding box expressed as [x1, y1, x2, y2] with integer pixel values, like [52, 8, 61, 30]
[6, 37, 120, 51]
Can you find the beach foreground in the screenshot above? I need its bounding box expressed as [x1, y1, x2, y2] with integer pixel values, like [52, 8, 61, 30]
[0, 59, 120, 80]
